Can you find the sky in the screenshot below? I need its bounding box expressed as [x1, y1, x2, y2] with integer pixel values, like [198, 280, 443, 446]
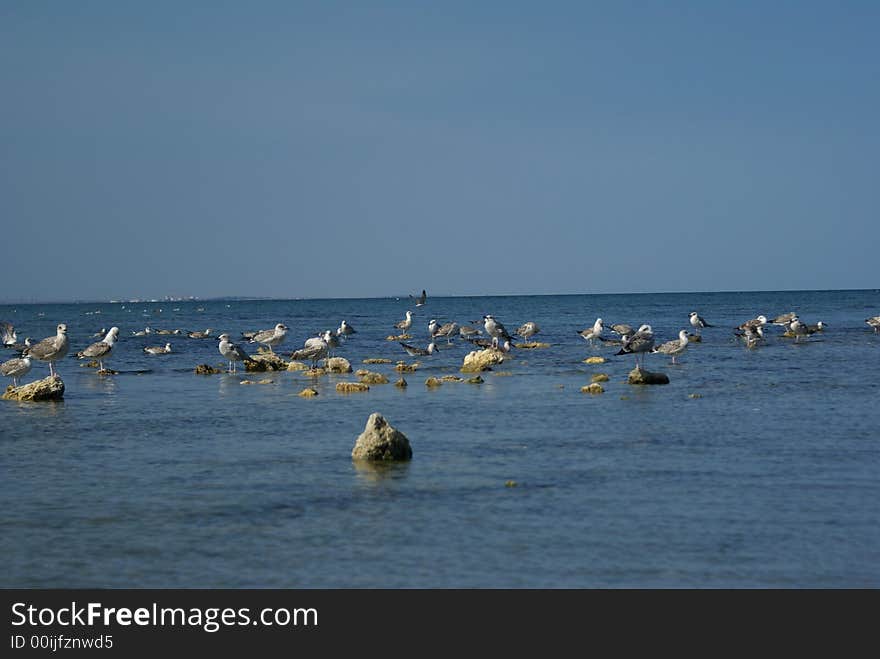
[1, 1, 878, 302]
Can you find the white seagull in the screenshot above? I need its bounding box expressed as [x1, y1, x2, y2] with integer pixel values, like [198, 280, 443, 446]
[394, 310, 413, 333]
[483, 315, 514, 348]
[689, 312, 712, 332]
[577, 318, 604, 346]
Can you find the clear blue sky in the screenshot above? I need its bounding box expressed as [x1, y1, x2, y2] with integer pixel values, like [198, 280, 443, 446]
[1, 1, 877, 302]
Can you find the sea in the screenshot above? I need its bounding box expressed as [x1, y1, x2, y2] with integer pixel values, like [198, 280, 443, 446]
[1, 290, 878, 588]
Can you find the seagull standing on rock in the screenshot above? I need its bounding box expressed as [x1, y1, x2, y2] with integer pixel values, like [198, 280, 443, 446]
[483, 315, 514, 348]
[218, 333, 252, 373]
[249, 323, 288, 354]
[28, 324, 70, 378]
[77, 326, 120, 372]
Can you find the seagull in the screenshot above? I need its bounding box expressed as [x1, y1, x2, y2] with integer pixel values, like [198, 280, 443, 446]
[5, 337, 32, 354]
[608, 323, 635, 338]
[291, 332, 332, 369]
[866, 316, 880, 333]
[399, 341, 439, 357]
[788, 316, 810, 342]
[132, 327, 152, 337]
[771, 312, 797, 327]
[516, 321, 540, 342]
[737, 315, 768, 331]
[188, 328, 213, 339]
[615, 324, 655, 368]
[1, 352, 32, 387]
[577, 318, 604, 346]
[689, 312, 712, 332]
[336, 319, 356, 338]
[394, 310, 413, 333]
[433, 321, 459, 344]
[249, 323, 288, 353]
[427, 319, 439, 338]
[143, 342, 172, 355]
[735, 324, 765, 348]
[1, 321, 17, 346]
[27, 324, 70, 377]
[458, 325, 482, 341]
[218, 333, 252, 373]
[652, 329, 689, 364]
[806, 321, 827, 333]
[410, 289, 427, 307]
[483, 315, 514, 348]
[77, 326, 120, 372]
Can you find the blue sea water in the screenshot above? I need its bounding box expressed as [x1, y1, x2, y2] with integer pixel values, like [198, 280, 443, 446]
[1, 290, 878, 588]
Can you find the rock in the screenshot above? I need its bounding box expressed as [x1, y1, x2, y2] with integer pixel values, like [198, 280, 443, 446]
[246, 353, 288, 372]
[394, 377, 408, 388]
[240, 378, 273, 385]
[591, 373, 610, 383]
[195, 364, 224, 375]
[514, 342, 551, 349]
[336, 382, 370, 393]
[97, 369, 119, 376]
[301, 367, 329, 377]
[628, 367, 670, 385]
[689, 393, 702, 399]
[461, 348, 505, 373]
[80, 360, 100, 368]
[386, 333, 412, 341]
[3, 375, 65, 401]
[359, 371, 389, 385]
[298, 388, 319, 397]
[687, 334, 702, 343]
[466, 376, 484, 384]
[441, 375, 463, 382]
[394, 362, 418, 372]
[355, 369, 370, 377]
[326, 357, 352, 373]
[505, 480, 518, 488]
[351, 412, 412, 461]
[584, 356, 606, 364]
[425, 377, 443, 387]
[363, 358, 392, 364]
[286, 360, 309, 372]
[581, 383, 604, 394]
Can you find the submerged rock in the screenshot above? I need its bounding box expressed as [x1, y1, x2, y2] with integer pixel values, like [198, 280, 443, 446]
[336, 382, 370, 393]
[351, 412, 412, 461]
[298, 388, 319, 397]
[441, 375, 463, 382]
[363, 358, 392, 364]
[286, 360, 309, 372]
[326, 357, 352, 373]
[687, 334, 703, 343]
[359, 371, 389, 385]
[3, 375, 65, 401]
[514, 342, 551, 349]
[581, 383, 605, 394]
[301, 367, 329, 377]
[394, 362, 418, 372]
[591, 373, 610, 383]
[584, 356, 606, 364]
[461, 348, 505, 373]
[628, 367, 670, 385]
[194, 364, 224, 375]
[394, 377, 408, 388]
[246, 353, 288, 372]
[386, 333, 412, 341]
[97, 368, 119, 376]
[425, 377, 443, 388]
[466, 375, 484, 384]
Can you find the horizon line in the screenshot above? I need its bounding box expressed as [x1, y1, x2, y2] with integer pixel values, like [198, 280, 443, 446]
[0, 287, 877, 306]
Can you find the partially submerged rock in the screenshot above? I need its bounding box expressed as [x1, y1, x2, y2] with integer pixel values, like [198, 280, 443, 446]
[298, 388, 319, 397]
[628, 367, 670, 385]
[363, 358, 392, 364]
[326, 357, 352, 373]
[97, 369, 119, 376]
[584, 356, 606, 364]
[336, 382, 370, 393]
[195, 364, 224, 375]
[441, 375, 463, 382]
[301, 367, 329, 377]
[466, 375, 484, 384]
[359, 371, 389, 385]
[246, 353, 288, 372]
[240, 378, 274, 385]
[514, 342, 550, 349]
[395, 362, 418, 372]
[80, 360, 100, 368]
[581, 383, 604, 394]
[386, 333, 412, 341]
[287, 361, 309, 372]
[394, 377, 408, 388]
[425, 377, 443, 388]
[591, 373, 610, 383]
[3, 375, 64, 401]
[461, 348, 505, 373]
[352, 412, 412, 461]
[687, 334, 703, 343]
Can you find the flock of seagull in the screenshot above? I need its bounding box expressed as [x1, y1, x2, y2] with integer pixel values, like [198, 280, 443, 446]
[1, 309, 879, 387]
